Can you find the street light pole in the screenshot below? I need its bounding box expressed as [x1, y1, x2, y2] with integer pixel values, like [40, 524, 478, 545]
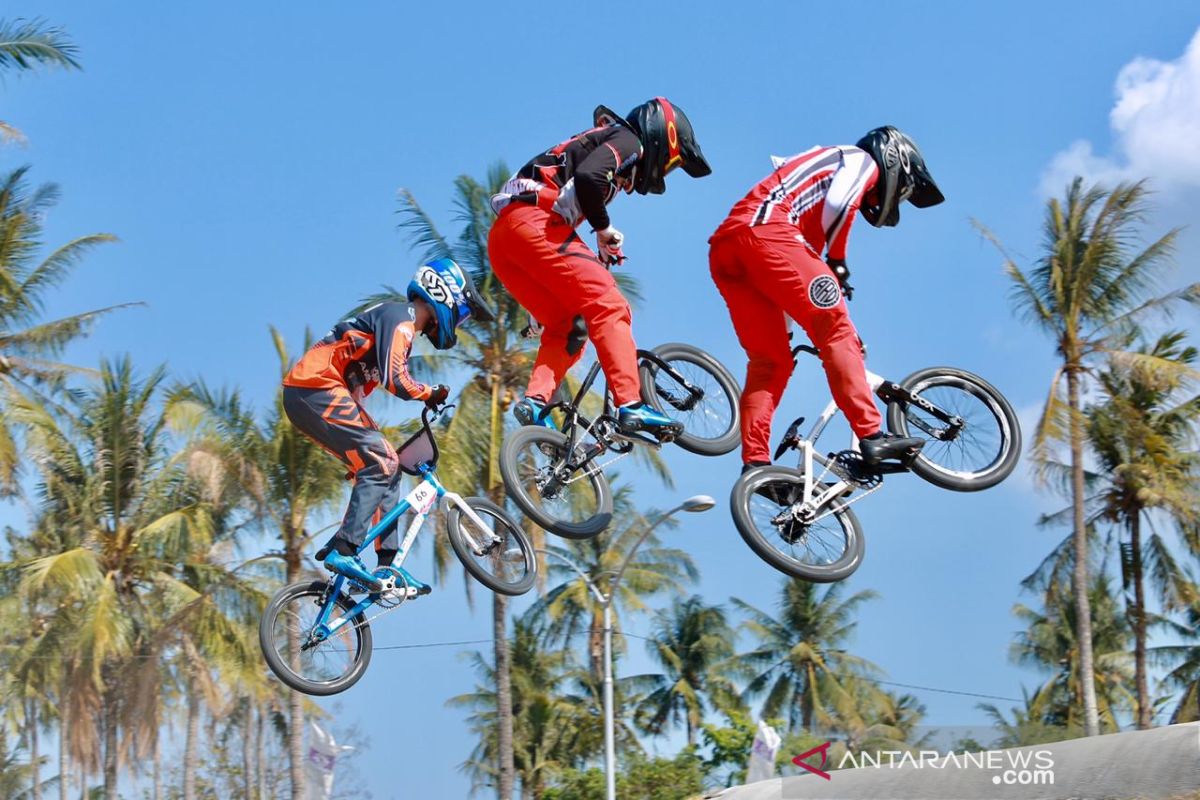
[535, 494, 715, 800]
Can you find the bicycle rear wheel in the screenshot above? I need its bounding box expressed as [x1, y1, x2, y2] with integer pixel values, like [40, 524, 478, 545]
[260, 581, 372, 696]
[886, 366, 1021, 492]
[499, 426, 613, 539]
[447, 497, 537, 596]
[730, 466, 865, 582]
[639, 343, 741, 456]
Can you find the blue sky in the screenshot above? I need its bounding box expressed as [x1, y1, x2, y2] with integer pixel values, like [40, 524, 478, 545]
[6, 2, 1200, 797]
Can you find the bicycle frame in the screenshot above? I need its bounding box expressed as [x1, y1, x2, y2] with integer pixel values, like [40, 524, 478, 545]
[774, 347, 966, 523]
[543, 348, 704, 479]
[303, 417, 502, 644]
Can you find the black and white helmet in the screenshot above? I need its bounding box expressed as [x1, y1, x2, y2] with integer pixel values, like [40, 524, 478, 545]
[856, 126, 944, 227]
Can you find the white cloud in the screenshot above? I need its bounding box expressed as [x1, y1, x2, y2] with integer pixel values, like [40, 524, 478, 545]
[1042, 27, 1200, 195]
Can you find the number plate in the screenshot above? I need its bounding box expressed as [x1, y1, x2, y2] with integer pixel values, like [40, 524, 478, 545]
[404, 482, 437, 514]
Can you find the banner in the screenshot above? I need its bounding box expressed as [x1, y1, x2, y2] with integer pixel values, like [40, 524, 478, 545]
[305, 721, 354, 800]
[745, 720, 782, 784]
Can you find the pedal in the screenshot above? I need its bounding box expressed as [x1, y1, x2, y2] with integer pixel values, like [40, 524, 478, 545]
[612, 429, 665, 448]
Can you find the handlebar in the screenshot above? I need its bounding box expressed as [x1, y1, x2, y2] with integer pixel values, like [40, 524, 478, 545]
[421, 402, 455, 427]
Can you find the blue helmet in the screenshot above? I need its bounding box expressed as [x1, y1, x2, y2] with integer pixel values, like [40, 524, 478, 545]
[406, 258, 496, 350]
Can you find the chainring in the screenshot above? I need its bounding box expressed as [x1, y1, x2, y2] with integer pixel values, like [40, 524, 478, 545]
[830, 450, 883, 490]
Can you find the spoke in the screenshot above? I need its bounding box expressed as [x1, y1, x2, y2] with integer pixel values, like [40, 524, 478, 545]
[748, 488, 851, 567]
[653, 359, 733, 438]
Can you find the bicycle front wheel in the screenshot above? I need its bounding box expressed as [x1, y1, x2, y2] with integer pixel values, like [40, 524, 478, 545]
[259, 581, 372, 696]
[499, 426, 613, 539]
[639, 343, 741, 457]
[886, 367, 1021, 492]
[447, 497, 537, 596]
[730, 466, 865, 582]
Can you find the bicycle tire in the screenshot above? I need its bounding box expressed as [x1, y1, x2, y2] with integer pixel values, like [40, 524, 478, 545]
[260, 580, 372, 696]
[639, 343, 741, 457]
[885, 366, 1021, 492]
[499, 426, 613, 539]
[730, 466, 865, 582]
[447, 497, 537, 596]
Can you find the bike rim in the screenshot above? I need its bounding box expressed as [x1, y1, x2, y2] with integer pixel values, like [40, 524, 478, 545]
[459, 507, 531, 587]
[904, 377, 1010, 479]
[270, 590, 362, 686]
[747, 481, 854, 569]
[513, 435, 602, 525]
[648, 357, 734, 440]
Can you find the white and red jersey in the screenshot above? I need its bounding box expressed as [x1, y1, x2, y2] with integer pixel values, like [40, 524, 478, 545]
[711, 146, 878, 262]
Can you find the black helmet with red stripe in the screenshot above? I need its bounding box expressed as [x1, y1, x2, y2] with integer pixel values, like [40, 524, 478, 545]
[593, 96, 711, 195]
[855, 126, 944, 227]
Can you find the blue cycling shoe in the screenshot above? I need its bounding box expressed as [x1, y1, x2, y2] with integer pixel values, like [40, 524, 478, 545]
[513, 397, 556, 429]
[617, 402, 684, 438]
[324, 552, 383, 593]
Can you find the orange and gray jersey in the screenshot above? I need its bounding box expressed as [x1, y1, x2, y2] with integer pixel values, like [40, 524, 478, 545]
[283, 301, 432, 402]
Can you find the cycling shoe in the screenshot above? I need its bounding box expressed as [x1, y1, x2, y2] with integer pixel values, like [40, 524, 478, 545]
[859, 432, 925, 466]
[617, 402, 684, 438]
[324, 552, 383, 593]
[513, 397, 556, 429]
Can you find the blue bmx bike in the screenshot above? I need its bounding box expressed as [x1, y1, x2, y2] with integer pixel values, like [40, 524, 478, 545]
[259, 405, 536, 695]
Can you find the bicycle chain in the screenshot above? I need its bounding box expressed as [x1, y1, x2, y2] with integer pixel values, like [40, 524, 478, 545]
[795, 460, 886, 524]
[563, 449, 630, 484]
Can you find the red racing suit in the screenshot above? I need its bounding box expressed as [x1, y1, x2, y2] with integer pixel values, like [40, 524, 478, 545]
[282, 301, 433, 561]
[488, 124, 644, 406]
[709, 146, 881, 464]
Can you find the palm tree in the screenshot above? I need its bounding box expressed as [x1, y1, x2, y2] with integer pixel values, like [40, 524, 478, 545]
[5, 358, 221, 797]
[1011, 571, 1134, 733]
[450, 618, 599, 799]
[171, 330, 351, 800]
[0, 167, 124, 494]
[394, 164, 529, 800]
[532, 490, 697, 684]
[978, 688, 1075, 748]
[978, 177, 1196, 735]
[394, 162, 663, 799]
[631, 595, 735, 746]
[726, 579, 883, 732]
[0, 18, 79, 142]
[1085, 331, 1200, 728]
[1160, 596, 1200, 723]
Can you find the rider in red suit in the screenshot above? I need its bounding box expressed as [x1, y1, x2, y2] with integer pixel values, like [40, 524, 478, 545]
[489, 97, 711, 436]
[709, 126, 945, 470]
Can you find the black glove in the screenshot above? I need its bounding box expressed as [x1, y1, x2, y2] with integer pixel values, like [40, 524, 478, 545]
[826, 257, 854, 301]
[425, 384, 450, 409]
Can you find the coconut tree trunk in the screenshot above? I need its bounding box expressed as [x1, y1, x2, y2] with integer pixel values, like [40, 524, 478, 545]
[588, 615, 604, 686]
[103, 682, 119, 799]
[1130, 512, 1151, 729]
[486, 371, 515, 800]
[494, 590, 515, 799]
[59, 706, 68, 800]
[183, 670, 200, 800]
[1066, 368, 1101, 737]
[153, 727, 162, 800]
[241, 699, 254, 799]
[29, 700, 40, 800]
[257, 703, 267, 800]
[285, 539, 307, 800]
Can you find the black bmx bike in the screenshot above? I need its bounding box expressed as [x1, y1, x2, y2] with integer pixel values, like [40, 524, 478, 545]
[500, 343, 741, 539]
